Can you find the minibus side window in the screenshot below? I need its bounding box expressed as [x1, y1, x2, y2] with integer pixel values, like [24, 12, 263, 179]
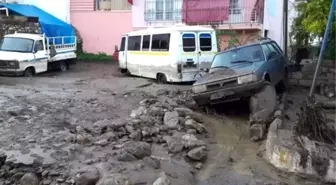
[128, 36, 141, 51]
[120, 37, 125, 51]
[142, 35, 150, 51]
[199, 33, 212, 51]
[151, 34, 170, 51]
[182, 33, 196, 52]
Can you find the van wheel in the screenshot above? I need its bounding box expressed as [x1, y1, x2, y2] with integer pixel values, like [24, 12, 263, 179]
[24, 68, 34, 77]
[157, 73, 167, 84]
[60, 62, 69, 72]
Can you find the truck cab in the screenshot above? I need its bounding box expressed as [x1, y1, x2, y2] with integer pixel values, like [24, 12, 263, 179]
[0, 33, 77, 77]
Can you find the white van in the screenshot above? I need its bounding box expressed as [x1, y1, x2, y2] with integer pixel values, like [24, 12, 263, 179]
[117, 25, 218, 83]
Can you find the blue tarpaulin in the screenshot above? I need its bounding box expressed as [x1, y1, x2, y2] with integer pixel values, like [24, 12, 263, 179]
[0, 4, 75, 44]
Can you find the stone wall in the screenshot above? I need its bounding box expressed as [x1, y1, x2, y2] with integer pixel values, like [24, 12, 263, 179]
[0, 16, 41, 39]
[289, 60, 336, 97]
[217, 30, 260, 51]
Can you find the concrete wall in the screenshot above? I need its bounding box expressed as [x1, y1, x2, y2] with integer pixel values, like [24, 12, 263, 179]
[16, 0, 70, 23]
[71, 11, 132, 55]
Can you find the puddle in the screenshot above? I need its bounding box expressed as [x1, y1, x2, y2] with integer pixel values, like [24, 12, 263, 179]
[196, 111, 320, 185]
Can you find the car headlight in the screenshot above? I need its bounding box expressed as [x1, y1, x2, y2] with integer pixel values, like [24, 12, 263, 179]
[237, 74, 258, 84]
[192, 85, 206, 93]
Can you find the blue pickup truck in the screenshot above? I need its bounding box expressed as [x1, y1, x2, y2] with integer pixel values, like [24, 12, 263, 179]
[192, 39, 288, 106]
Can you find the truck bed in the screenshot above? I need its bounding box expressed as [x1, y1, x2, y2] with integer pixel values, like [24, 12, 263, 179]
[47, 36, 77, 62]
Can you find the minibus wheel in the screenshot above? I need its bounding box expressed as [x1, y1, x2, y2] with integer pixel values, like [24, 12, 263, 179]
[157, 73, 167, 84]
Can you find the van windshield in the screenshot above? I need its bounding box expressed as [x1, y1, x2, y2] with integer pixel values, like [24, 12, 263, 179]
[0, 37, 34, 53]
[211, 45, 265, 68]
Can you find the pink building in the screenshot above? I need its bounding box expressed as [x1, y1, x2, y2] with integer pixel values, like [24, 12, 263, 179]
[132, 0, 264, 50]
[70, 0, 133, 55]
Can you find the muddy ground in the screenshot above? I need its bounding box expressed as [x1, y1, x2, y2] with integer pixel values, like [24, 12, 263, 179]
[0, 62, 325, 185]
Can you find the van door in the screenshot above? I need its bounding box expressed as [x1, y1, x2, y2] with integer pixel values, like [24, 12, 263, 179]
[118, 36, 127, 69]
[197, 32, 214, 70]
[181, 32, 198, 72]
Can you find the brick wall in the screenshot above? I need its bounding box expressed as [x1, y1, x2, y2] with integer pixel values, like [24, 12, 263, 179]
[0, 16, 41, 39]
[289, 60, 336, 87]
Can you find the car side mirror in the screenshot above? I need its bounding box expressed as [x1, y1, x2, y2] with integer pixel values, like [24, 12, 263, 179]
[33, 48, 38, 53]
[267, 52, 277, 59]
[115, 45, 119, 52]
[202, 68, 209, 73]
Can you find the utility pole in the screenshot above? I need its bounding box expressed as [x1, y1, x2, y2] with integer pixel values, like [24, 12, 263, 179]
[309, 0, 336, 97]
[283, 0, 288, 57]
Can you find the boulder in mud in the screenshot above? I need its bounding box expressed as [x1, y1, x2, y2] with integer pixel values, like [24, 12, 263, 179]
[181, 134, 206, 149]
[20, 173, 40, 185]
[97, 173, 131, 185]
[164, 111, 179, 128]
[124, 141, 151, 159]
[166, 137, 184, 153]
[187, 146, 207, 161]
[143, 157, 160, 169]
[116, 150, 137, 162]
[130, 106, 147, 119]
[76, 167, 100, 185]
[174, 107, 193, 117]
[153, 172, 170, 185]
[184, 119, 206, 133]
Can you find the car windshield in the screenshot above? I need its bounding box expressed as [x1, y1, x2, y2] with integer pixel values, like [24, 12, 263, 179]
[0, 37, 34, 53]
[211, 45, 265, 68]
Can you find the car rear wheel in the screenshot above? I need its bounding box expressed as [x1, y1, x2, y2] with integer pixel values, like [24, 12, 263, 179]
[60, 62, 68, 72]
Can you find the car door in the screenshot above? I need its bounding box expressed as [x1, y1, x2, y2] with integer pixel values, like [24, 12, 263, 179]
[261, 43, 279, 84]
[266, 42, 284, 83]
[32, 40, 48, 73]
[197, 32, 214, 70]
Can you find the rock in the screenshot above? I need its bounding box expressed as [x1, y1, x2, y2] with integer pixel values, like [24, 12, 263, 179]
[249, 124, 266, 141]
[97, 173, 131, 185]
[76, 167, 100, 185]
[182, 134, 206, 149]
[187, 146, 207, 161]
[94, 139, 108, 146]
[163, 111, 179, 128]
[110, 118, 127, 129]
[42, 179, 52, 185]
[186, 129, 197, 135]
[148, 107, 165, 116]
[98, 132, 117, 141]
[174, 107, 193, 117]
[76, 134, 92, 144]
[129, 131, 142, 141]
[20, 173, 40, 185]
[139, 99, 157, 106]
[130, 106, 147, 119]
[185, 119, 206, 133]
[116, 151, 137, 162]
[124, 141, 151, 159]
[93, 119, 111, 133]
[143, 157, 160, 169]
[195, 162, 203, 169]
[153, 172, 170, 185]
[125, 125, 135, 133]
[166, 137, 184, 153]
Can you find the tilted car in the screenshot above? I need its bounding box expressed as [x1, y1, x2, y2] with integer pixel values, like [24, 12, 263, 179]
[192, 39, 288, 106]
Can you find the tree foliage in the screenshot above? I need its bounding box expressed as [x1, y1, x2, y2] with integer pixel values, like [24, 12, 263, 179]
[291, 0, 335, 59]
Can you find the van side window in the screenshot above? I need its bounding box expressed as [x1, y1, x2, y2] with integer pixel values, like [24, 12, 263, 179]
[120, 37, 125, 51]
[128, 36, 141, 51]
[142, 35, 150, 51]
[199, 33, 212, 51]
[182, 33, 195, 52]
[151, 34, 170, 51]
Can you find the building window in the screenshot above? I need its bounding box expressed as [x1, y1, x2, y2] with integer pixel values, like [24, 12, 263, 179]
[142, 35, 150, 51]
[145, 0, 182, 21]
[182, 33, 195, 52]
[151, 34, 170, 51]
[229, 0, 241, 14]
[199, 33, 212, 51]
[128, 36, 141, 51]
[96, 0, 131, 11]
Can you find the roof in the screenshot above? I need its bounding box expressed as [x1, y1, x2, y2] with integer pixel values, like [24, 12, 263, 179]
[125, 25, 214, 36]
[4, 33, 43, 40]
[0, 4, 74, 42]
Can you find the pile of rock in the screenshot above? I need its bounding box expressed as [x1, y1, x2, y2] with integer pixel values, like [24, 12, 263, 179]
[0, 16, 41, 39]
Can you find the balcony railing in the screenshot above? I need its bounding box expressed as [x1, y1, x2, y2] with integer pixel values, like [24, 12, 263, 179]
[144, 0, 264, 25]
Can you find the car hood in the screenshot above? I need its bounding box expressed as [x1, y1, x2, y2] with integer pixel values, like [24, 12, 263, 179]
[194, 62, 263, 85]
[0, 51, 33, 61]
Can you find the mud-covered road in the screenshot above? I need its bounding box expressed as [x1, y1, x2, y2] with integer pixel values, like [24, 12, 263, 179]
[0, 62, 319, 185]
